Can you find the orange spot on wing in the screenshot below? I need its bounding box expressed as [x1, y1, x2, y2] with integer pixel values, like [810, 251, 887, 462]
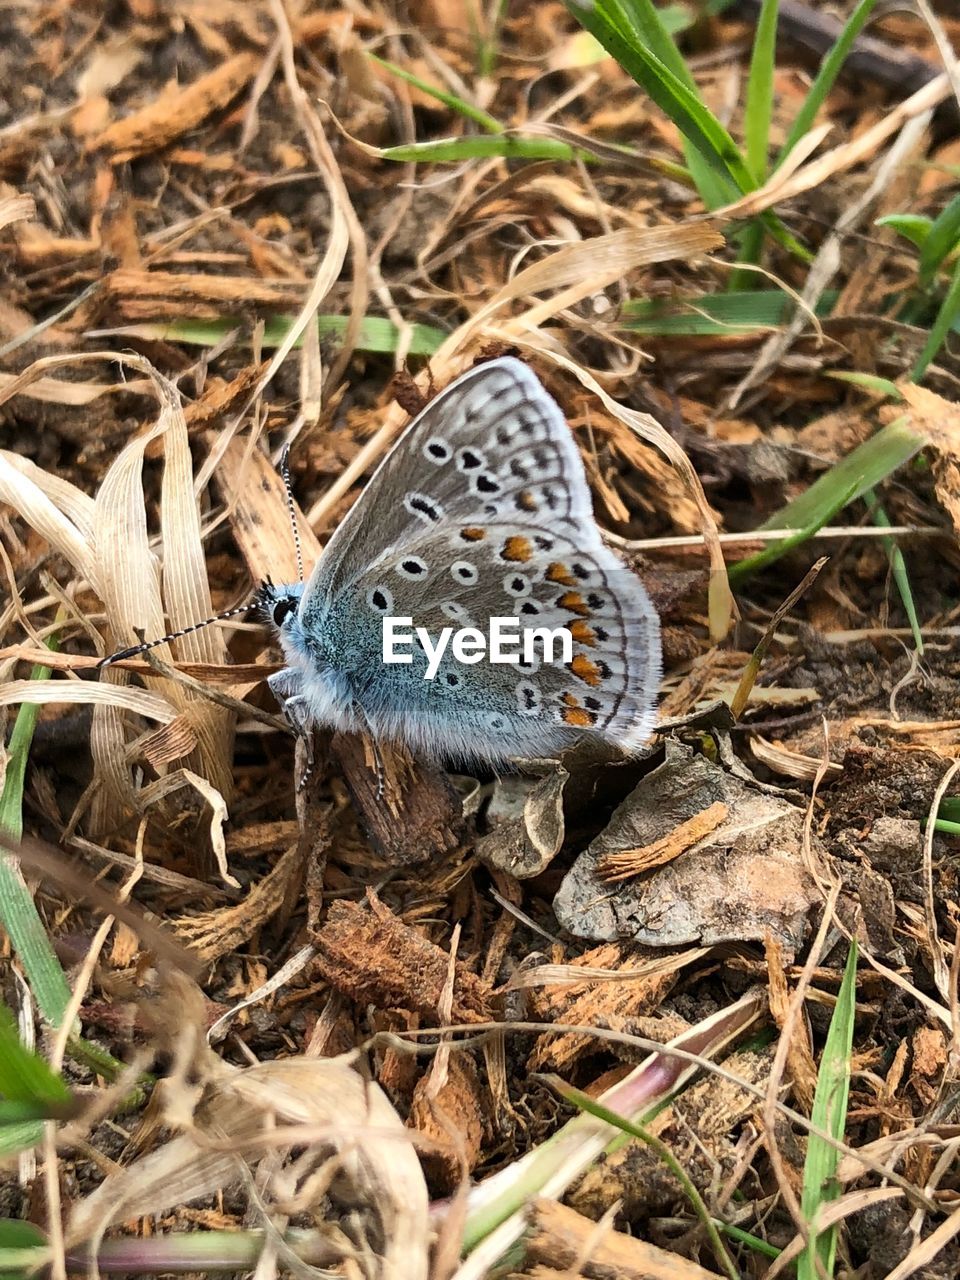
[569, 620, 596, 647]
[558, 591, 590, 617]
[563, 707, 595, 727]
[562, 692, 580, 707]
[570, 654, 602, 687]
[517, 490, 537, 512]
[546, 561, 576, 586]
[502, 535, 533, 562]
[461, 526, 486, 541]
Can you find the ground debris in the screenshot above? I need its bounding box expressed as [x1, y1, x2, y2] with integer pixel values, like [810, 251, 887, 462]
[555, 743, 820, 952]
[312, 890, 495, 1024]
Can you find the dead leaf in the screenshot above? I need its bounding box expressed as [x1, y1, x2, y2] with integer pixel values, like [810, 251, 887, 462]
[555, 742, 819, 952]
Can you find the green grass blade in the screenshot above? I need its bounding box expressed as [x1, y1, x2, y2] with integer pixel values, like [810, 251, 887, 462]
[865, 493, 924, 653]
[0, 642, 72, 1028]
[282, 314, 444, 355]
[918, 192, 960, 288]
[563, 0, 750, 198]
[0, 1003, 71, 1109]
[799, 941, 858, 1280]
[609, 0, 733, 207]
[0, 1222, 45, 1250]
[474, 0, 509, 76]
[876, 213, 932, 252]
[912, 255, 960, 381]
[0, 998, 73, 1161]
[565, 2, 809, 262]
[367, 54, 503, 133]
[655, 3, 698, 36]
[730, 479, 861, 584]
[730, 418, 923, 583]
[744, 0, 779, 183]
[547, 1079, 740, 1280]
[729, 222, 766, 287]
[615, 0, 697, 79]
[383, 133, 595, 163]
[756, 418, 922, 532]
[622, 287, 837, 335]
[931, 791, 960, 834]
[95, 314, 447, 357]
[0, 1122, 43, 1162]
[778, 0, 881, 166]
[827, 371, 902, 398]
[0, 1218, 47, 1277]
[714, 1220, 780, 1259]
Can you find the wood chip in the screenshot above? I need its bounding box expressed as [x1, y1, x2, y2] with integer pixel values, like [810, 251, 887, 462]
[408, 1051, 485, 1189]
[597, 801, 728, 882]
[519, 1198, 723, 1280]
[312, 891, 495, 1024]
[93, 52, 261, 161]
[333, 732, 464, 868]
[105, 268, 304, 320]
[527, 942, 680, 1071]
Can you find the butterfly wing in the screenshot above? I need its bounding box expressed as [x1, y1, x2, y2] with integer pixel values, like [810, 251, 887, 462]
[292, 358, 661, 762]
[348, 520, 661, 760]
[304, 357, 596, 603]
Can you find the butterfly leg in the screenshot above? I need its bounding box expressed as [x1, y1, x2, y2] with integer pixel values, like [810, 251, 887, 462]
[271, 683, 316, 791]
[287, 705, 317, 793]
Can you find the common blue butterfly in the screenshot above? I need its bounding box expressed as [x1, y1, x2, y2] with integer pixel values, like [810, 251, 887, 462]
[254, 357, 662, 765]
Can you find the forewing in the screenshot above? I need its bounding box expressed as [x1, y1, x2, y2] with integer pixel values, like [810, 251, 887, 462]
[303, 357, 596, 607]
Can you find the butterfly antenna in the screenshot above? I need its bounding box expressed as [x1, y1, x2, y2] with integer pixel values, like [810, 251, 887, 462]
[279, 445, 304, 584]
[97, 601, 253, 669]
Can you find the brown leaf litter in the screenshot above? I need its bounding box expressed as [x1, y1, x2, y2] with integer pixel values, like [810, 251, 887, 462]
[3, 2, 960, 1277]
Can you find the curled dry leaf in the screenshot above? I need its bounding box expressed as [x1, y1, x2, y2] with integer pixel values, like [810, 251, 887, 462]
[750, 734, 844, 783]
[555, 742, 820, 953]
[475, 763, 568, 879]
[0, 369, 153, 404]
[0, 680, 177, 723]
[67, 1057, 428, 1280]
[217, 437, 322, 585]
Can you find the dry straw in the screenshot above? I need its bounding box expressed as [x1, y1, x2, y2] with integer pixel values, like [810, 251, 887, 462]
[0, 351, 233, 851]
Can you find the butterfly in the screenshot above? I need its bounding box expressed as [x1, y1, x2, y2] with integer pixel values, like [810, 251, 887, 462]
[253, 357, 662, 766]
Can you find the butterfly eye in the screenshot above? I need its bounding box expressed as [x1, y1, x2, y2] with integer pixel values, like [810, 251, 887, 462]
[272, 598, 297, 627]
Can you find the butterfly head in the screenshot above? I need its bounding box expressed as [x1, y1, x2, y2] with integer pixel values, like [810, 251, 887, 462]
[253, 579, 305, 633]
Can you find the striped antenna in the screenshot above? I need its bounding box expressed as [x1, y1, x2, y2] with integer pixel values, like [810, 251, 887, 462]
[279, 445, 304, 584]
[97, 601, 254, 669]
[99, 448, 301, 670]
